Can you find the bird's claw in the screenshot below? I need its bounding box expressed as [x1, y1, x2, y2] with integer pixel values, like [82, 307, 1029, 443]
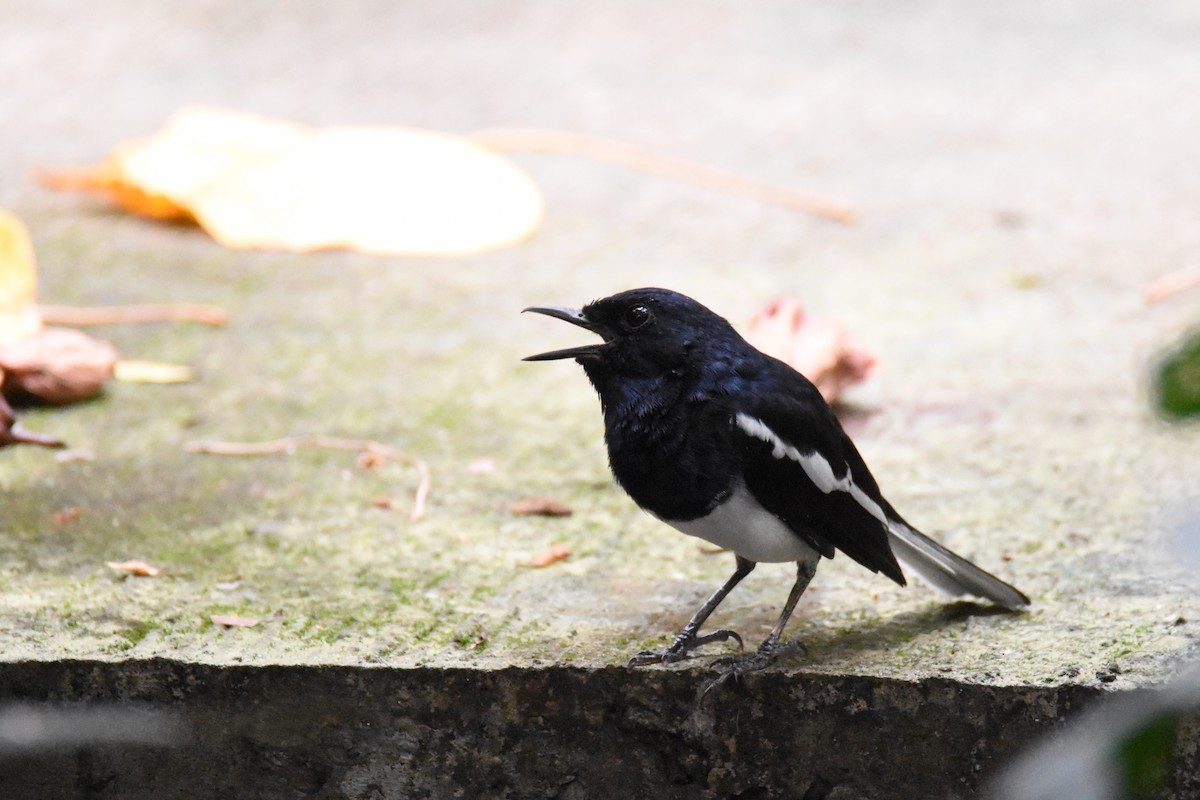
[627, 628, 744, 667]
[703, 638, 806, 696]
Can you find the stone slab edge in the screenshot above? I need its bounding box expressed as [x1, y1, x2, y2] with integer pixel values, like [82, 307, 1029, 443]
[0, 659, 1195, 800]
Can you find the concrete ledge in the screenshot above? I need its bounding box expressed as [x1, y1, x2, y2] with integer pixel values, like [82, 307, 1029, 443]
[2, 659, 1196, 800]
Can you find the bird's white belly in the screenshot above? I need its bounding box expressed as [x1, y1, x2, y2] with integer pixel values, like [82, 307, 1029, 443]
[659, 483, 820, 564]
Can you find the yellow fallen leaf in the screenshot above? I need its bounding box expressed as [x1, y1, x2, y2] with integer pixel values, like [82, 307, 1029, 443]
[114, 359, 195, 384]
[105, 559, 161, 577]
[42, 106, 544, 256]
[0, 209, 42, 346]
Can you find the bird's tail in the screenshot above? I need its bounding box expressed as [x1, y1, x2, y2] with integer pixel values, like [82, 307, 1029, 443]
[886, 520, 1030, 609]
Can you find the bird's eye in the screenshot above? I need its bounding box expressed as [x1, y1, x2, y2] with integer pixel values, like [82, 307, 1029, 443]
[624, 305, 652, 330]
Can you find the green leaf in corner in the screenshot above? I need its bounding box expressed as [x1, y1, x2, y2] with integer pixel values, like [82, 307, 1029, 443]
[1117, 712, 1177, 798]
[1155, 329, 1200, 419]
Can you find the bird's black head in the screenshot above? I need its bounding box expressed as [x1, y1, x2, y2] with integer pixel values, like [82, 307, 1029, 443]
[523, 288, 739, 385]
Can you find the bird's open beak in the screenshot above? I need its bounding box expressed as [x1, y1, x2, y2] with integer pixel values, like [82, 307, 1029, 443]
[522, 305, 607, 361]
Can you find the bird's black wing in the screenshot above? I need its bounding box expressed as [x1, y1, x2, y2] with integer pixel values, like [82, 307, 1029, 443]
[727, 358, 1030, 608]
[728, 374, 906, 585]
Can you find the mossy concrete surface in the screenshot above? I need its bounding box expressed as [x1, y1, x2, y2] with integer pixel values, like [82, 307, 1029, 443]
[2, 1, 1200, 798]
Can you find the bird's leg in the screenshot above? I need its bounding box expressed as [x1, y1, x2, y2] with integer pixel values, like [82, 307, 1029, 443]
[705, 559, 818, 692]
[628, 556, 756, 667]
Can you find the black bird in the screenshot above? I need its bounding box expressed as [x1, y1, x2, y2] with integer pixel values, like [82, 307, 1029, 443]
[523, 288, 1029, 683]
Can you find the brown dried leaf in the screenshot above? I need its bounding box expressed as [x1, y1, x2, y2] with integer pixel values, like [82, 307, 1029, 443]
[105, 559, 160, 577]
[526, 543, 572, 568]
[511, 496, 573, 517]
[745, 297, 876, 404]
[0, 327, 118, 405]
[210, 614, 258, 628]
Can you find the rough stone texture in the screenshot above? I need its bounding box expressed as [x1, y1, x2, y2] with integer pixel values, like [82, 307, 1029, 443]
[2, 1, 1200, 797]
[6, 658, 1191, 800]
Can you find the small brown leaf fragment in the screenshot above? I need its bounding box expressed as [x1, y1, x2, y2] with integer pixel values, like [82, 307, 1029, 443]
[526, 543, 572, 568]
[469, 627, 489, 650]
[53, 506, 81, 525]
[54, 448, 94, 463]
[105, 559, 160, 577]
[511, 496, 572, 517]
[369, 496, 394, 510]
[358, 450, 388, 469]
[210, 614, 258, 628]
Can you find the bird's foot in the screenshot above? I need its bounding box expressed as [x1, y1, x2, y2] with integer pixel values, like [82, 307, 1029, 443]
[627, 628, 744, 667]
[703, 637, 806, 694]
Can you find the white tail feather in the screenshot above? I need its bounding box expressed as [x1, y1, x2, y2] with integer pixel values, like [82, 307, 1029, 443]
[887, 522, 1029, 609]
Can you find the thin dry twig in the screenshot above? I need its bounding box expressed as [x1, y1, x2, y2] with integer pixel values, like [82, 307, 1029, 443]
[1145, 265, 1200, 304]
[184, 435, 430, 520]
[469, 127, 857, 224]
[38, 303, 229, 327]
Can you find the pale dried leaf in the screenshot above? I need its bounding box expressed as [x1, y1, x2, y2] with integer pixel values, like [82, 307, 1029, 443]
[113, 359, 195, 384]
[210, 614, 258, 628]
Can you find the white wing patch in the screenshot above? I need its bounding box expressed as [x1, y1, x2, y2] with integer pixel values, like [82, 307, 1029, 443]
[735, 412, 889, 526]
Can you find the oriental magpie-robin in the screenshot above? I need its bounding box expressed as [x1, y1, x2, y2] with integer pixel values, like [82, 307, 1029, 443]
[523, 288, 1029, 684]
